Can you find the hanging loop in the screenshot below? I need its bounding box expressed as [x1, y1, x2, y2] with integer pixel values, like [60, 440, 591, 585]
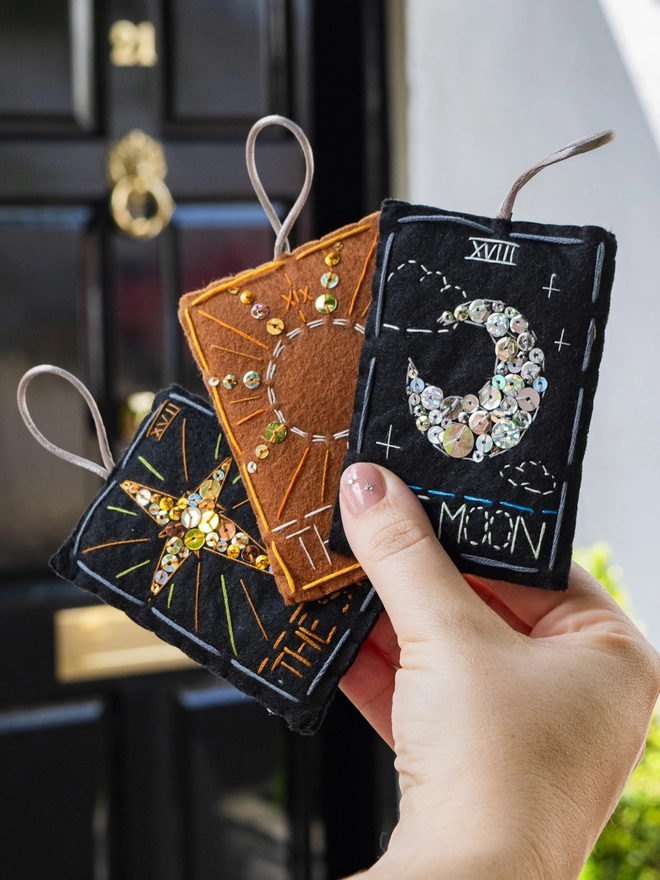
[17, 365, 115, 480]
[246, 115, 314, 258]
[497, 129, 617, 221]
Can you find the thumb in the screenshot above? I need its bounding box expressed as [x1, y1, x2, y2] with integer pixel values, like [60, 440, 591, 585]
[340, 463, 507, 644]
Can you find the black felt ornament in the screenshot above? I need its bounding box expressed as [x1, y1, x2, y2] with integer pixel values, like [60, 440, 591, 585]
[330, 132, 618, 592]
[18, 368, 381, 734]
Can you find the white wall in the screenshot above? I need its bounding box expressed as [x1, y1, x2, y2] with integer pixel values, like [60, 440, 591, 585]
[393, 0, 660, 644]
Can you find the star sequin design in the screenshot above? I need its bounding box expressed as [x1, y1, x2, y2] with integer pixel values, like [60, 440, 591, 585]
[121, 456, 271, 596]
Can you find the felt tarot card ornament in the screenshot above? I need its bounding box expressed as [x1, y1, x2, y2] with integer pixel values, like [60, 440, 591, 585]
[330, 131, 618, 592]
[179, 116, 379, 605]
[18, 367, 381, 734]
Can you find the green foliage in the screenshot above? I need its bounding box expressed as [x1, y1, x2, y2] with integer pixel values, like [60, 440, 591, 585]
[575, 544, 660, 880]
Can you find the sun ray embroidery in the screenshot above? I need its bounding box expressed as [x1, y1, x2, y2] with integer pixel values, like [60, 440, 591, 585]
[119, 456, 272, 597]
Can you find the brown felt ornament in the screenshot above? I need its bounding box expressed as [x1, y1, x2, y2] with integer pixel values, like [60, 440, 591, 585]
[179, 117, 377, 604]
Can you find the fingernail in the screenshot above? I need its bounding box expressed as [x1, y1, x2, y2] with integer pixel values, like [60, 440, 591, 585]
[340, 463, 386, 516]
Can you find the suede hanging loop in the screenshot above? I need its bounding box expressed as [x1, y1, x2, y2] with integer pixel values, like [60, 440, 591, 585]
[496, 129, 617, 221]
[17, 364, 115, 480]
[246, 114, 315, 259]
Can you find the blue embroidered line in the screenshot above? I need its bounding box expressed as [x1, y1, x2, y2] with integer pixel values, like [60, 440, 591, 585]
[509, 232, 583, 245]
[398, 214, 492, 234]
[375, 231, 395, 337]
[169, 393, 214, 417]
[77, 560, 144, 606]
[407, 485, 423, 491]
[360, 587, 376, 612]
[592, 241, 605, 303]
[581, 319, 596, 372]
[230, 659, 299, 702]
[500, 501, 534, 514]
[464, 495, 493, 505]
[567, 388, 584, 466]
[428, 489, 455, 497]
[460, 554, 539, 574]
[542, 510, 558, 515]
[549, 481, 569, 571]
[151, 607, 220, 655]
[356, 357, 377, 454]
[306, 630, 352, 695]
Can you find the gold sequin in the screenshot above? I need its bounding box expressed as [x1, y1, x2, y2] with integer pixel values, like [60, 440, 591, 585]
[255, 444, 269, 459]
[240, 290, 255, 305]
[325, 251, 341, 266]
[266, 317, 284, 335]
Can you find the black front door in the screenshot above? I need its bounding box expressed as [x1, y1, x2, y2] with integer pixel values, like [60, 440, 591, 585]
[0, 1, 396, 878]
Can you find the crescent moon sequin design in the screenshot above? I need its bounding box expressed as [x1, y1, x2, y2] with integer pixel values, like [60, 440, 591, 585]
[406, 299, 548, 462]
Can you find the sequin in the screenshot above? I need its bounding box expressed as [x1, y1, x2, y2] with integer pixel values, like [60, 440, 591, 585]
[516, 387, 541, 412]
[320, 272, 339, 289]
[218, 518, 236, 541]
[421, 385, 443, 409]
[476, 434, 493, 453]
[325, 251, 341, 266]
[468, 299, 490, 323]
[517, 331, 536, 352]
[495, 362, 508, 376]
[228, 287, 240, 295]
[148, 503, 161, 517]
[241, 545, 260, 565]
[428, 425, 443, 444]
[255, 554, 270, 571]
[462, 394, 479, 413]
[226, 543, 241, 559]
[166, 537, 184, 554]
[429, 410, 443, 425]
[494, 397, 518, 417]
[408, 392, 421, 410]
[251, 303, 269, 320]
[208, 376, 220, 387]
[240, 290, 255, 305]
[440, 396, 462, 420]
[504, 307, 518, 318]
[454, 304, 469, 322]
[233, 532, 249, 548]
[188, 493, 202, 506]
[243, 370, 261, 389]
[205, 532, 220, 550]
[184, 528, 205, 551]
[469, 410, 491, 434]
[439, 310, 455, 325]
[473, 451, 484, 462]
[256, 444, 269, 459]
[181, 506, 202, 530]
[533, 377, 548, 393]
[136, 488, 151, 507]
[199, 511, 220, 534]
[416, 414, 431, 432]
[222, 374, 237, 390]
[267, 318, 284, 335]
[510, 314, 528, 333]
[265, 421, 287, 443]
[315, 293, 337, 313]
[492, 375, 506, 391]
[529, 348, 545, 364]
[521, 362, 541, 383]
[442, 424, 475, 458]
[410, 378, 424, 393]
[413, 405, 425, 417]
[200, 479, 220, 500]
[495, 337, 518, 361]
[492, 301, 505, 312]
[507, 356, 525, 374]
[154, 569, 168, 586]
[478, 383, 502, 411]
[492, 419, 521, 449]
[247, 461, 257, 474]
[486, 313, 509, 337]
[162, 554, 179, 573]
[503, 374, 524, 396]
[512, 411, 532, 429]
[334, 241, 343, 251]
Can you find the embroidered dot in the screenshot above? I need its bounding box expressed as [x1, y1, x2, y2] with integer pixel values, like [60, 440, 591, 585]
[320, 272, 339, 289]
[315, 293, 337, 314]
[267, 317, 284, 335]
[251, 303, 269, 320]
[243, 370, 261, 389]
[240, 290, 255, 305]
[222, 374, 237, 389]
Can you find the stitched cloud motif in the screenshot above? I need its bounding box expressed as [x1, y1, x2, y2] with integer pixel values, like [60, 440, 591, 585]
[330, 200, 616, 592]
[179, 213, 379, 605]
[51, 386, 382, 734]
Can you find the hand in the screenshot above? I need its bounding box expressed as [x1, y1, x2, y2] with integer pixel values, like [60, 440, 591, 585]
[338, 463, 660, 880]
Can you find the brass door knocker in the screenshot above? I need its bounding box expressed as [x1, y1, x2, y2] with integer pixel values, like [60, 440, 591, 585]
[107, 130, 174, 240]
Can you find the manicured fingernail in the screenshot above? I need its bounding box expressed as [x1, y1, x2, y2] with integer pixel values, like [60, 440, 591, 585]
[340, 464, 387, 516]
